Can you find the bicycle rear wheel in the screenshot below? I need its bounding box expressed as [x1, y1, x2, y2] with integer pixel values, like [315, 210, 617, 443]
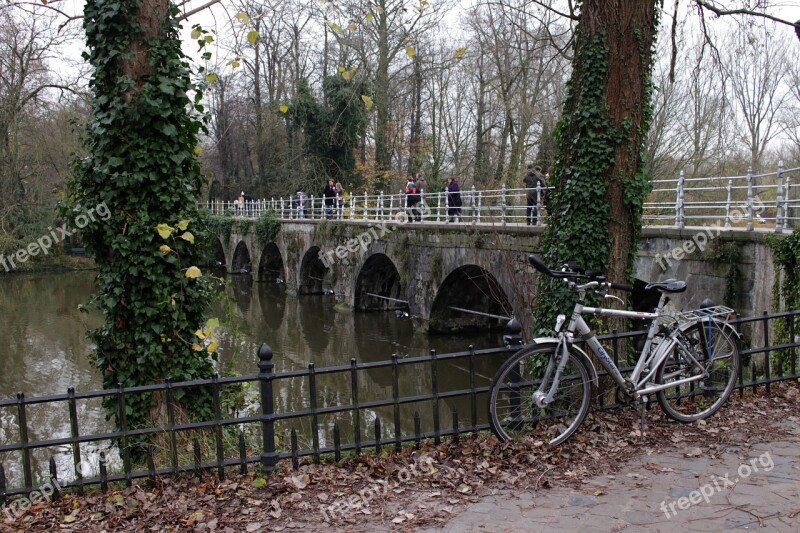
[655, 318, 739, 422]
[488, 344, 592, 446]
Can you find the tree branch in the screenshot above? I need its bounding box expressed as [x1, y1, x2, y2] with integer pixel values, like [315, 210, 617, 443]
[694, 0, 800, 39]
[176, 0, 225, 22]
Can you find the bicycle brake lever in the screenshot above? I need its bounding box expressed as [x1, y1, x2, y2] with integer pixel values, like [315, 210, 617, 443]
[603, 293, 625, 306]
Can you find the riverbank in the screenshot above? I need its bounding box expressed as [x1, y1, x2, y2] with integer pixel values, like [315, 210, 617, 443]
[2, 382, 797, 532]
[0, 254, 95, 275]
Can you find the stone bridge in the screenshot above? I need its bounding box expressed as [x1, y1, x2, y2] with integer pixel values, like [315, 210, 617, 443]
[211, 220, 778, 333]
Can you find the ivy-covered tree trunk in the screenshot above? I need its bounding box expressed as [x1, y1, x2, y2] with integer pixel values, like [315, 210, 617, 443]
[70, 0, 216, 435]
[536, 1, 658, 328]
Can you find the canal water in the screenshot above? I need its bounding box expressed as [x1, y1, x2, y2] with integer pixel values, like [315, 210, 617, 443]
[0, 271, 506, 485]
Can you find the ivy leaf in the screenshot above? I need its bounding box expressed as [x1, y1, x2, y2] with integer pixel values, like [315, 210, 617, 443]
[361, 94, 373, 109]
[247, 31, 259, 44]
[406, 46, 416, 57]
[157, 224, 172, 239]
[159, 245, 171, 254]
[454, 47, 467, 59]
[328, 22, 343, 33]
[206, 73, 218, 83]
[279, 104, 288, 113]
[191, 27, 202, 40]
[180, 231, 195, 244]
[195, 329, 207, 340]
[337, 66, 346, 73]
[206, 317, 220, 331]
[204, 35, 214, 44]
[234, 11, 250, 24]
[192, 343, 203, 352]
[365, 13, 374, 22]
[193, 145, 203, 155]
[176, 220, 190, 231]
[342, 68, 356, 81]
[185, 266, 202, 279]
[227, 60, 241, 68]
[206, 338, 219, 353]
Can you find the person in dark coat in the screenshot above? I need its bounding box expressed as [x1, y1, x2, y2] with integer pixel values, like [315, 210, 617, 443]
[523, 164, 546, 225]
[322, 179, 336, 219]
[447, 176, 462, 222]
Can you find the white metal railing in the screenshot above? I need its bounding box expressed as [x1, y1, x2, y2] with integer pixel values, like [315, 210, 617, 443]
[200, 162, 798, 232]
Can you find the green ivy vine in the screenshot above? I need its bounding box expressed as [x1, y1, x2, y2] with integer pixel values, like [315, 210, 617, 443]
[254, 210, 281, 246]
[534, 24, 656, 334]
[766, 232, 800, 373]
[66, 1, 218, 448]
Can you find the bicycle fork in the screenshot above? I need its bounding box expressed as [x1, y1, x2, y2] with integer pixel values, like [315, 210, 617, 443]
[532, 338, 571, 408]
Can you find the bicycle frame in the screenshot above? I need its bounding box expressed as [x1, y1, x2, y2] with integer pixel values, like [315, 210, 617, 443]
[539, 285, 715, 406]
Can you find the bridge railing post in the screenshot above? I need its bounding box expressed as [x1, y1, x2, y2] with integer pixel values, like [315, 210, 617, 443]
[363, 192, 368, 220]
[477, 191, 483, 224]
[470, 186, 476, 225]
[775, 161, 784, 233]
[724, 180, 733, 228]
[501, 184, 507, 226]
[676, 171, 685, 228]
[349, 195, 355, 220]
[785, 176, 792, 231]
[746, 167, 754, 231]
[436, 191, 442, 222]
[388, 193, 395, 220]
[280, 198, 285, 220]
[536, 183, 543, 226]
[378, 191, 384, 220]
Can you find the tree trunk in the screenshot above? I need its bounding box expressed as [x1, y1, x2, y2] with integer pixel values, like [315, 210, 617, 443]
[374, 11, 391, 174]
[536, 0, 658, 328]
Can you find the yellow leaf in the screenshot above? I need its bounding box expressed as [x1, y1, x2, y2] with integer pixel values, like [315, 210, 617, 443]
[235, 11, 250, 24]
[192, 343, 203, 352]
[206, 73, 218, 83]
[176, 220, 190, 231]
[338, 66, 346, 73]
[328, 22, 343, 33]
[347, 22, 357, 31]
[374, 6, 385, 14]
[204, 35, 214, 44]
[191, 28, 202, 40]
[193, 145, 203, 155]
[185, 266, 202, 279]
[180, 231, 195, 244]
[159, 245, 171, 254]
[195, 329, 207, 340]
[207, 339, 219, 353]
[365, 13, 374, 22]
[156, 224, 172, 239]
[361, 94, 373, 109]
[342, 68, 356, 81]
[406, 46, 416, 57]
[227, 60, 241, 68]
[454, 47, 467, 59]
[279, 104, 288, 113]
[247, 30, 259, 44]
[206, 317, 220, 331]
[171, 298, 176, 306]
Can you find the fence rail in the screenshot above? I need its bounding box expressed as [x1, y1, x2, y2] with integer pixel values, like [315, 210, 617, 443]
[1, 308, 798, 501]
[201, 163, 799, 231]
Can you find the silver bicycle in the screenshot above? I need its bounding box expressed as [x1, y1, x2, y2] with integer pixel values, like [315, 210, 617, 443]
[488, 255, 740, 445]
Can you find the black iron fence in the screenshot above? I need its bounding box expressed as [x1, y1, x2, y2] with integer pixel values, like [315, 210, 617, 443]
[1, 309, 798, 502]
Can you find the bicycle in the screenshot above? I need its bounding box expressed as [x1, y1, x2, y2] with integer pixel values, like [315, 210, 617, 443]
[487, 255, 740, 446]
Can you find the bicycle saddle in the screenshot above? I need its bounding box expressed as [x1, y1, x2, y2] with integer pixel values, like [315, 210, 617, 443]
[645, 279, 687, 293]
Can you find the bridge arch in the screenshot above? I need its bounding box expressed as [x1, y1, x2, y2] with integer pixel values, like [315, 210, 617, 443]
[299, 246, 330, 294]
[354, 253, 403, 310]
[231, 241, 252, 274]
[211, 238, 226, 270]
[258, 242, 285, 282]
[429, 264, 511, 333]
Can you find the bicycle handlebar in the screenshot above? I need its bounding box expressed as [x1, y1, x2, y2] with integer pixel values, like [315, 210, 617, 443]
[528, 255, 633, 292]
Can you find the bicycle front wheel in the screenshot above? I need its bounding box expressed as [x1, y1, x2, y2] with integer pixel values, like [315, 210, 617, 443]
[656, 318, 740, 422]
[488, 344, 592, 446]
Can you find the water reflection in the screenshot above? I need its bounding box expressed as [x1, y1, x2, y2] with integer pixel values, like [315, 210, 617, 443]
[0, 271, 508, 487]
